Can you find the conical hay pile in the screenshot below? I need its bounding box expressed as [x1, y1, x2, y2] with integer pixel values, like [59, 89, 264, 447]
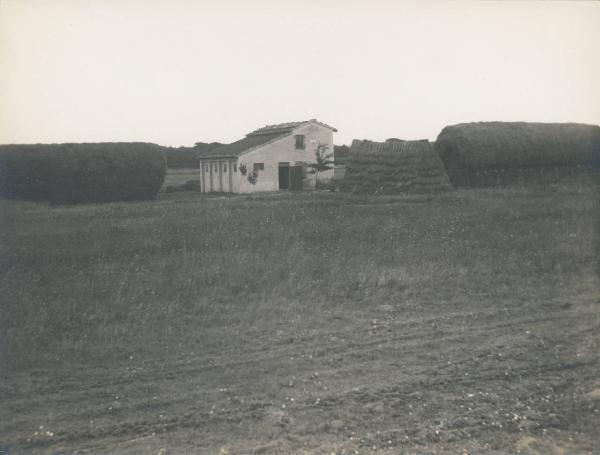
[340, 139, 453, 194]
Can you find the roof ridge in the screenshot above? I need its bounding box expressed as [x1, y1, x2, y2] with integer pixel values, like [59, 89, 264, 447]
[196, 119, 337, 159]
[248, 119, 337, 136]
[247, 121, 308, 137]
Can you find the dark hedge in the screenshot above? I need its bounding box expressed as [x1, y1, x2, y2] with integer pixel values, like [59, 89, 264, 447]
[165, 142, 222, 168]
[0, 143, 166, 204]
[434, 122, 600, 187]
[333, 144, 350, 165]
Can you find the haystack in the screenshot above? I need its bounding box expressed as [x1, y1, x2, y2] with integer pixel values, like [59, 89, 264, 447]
[434, 122, 600, 187]
[340, 139, 452, 194]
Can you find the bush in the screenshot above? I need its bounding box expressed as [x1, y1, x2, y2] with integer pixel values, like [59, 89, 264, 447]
[334, 144, 350, 165]
[435, 122, 600, 170]
[181, 179, 201, 191]
[165, 142, 222, 168]
[434, 122, 600, 187]
[315, 178, 337, 191]
[0, 143, 166, 204]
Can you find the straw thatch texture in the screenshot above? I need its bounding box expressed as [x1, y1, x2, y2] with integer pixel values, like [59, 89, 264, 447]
[434, 122, 600, 187]
[340, 139, 452, 194]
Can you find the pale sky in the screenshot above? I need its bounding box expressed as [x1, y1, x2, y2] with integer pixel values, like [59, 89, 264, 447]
[1, 0, 599, 146]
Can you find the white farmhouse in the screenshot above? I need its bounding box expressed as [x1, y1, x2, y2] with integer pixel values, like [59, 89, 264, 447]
[197, 119, 336, 193]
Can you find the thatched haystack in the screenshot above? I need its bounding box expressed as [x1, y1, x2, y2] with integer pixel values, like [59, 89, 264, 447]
[340, 139, 452, 194]
[434, 122, 600, 187]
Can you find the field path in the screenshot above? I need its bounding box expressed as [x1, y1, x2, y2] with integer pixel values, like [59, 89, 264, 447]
[3, 289, 599, 454]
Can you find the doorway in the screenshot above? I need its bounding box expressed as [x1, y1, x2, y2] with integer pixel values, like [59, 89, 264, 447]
[289, 166, 303, 191]
[278, 162, 290, 190]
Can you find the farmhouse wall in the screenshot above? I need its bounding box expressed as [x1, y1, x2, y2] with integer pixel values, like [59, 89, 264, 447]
[236, 123, 334, 194]
[200, 159, 237, 193]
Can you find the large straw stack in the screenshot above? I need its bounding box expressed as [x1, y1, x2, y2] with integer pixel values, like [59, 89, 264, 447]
[340, 139, 453, 194]
[434, 122, 600, 187]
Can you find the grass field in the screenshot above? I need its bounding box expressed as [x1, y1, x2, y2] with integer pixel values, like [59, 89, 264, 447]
[161, 168, 200, 190]
[1, 187, 599, 454]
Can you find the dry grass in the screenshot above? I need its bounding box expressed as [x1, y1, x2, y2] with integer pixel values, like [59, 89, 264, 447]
[1, 187, 598, 364]
[1, 187, 599, 453]
[161, 168, 199, 190]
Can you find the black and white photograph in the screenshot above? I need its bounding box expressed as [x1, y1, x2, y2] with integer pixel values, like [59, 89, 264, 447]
[1, 1, 599, 453]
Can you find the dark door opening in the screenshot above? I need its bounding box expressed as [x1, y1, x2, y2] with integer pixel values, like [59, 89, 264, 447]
[290, 166, 303, 191]
[278, 163, 290, 190]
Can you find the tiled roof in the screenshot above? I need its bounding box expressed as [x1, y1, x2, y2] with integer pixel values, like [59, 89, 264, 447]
[249, 119, 337, 136]
[197, 131, 289, 159]
[247, 121, 306, 137]
[197, 119, 337, 159]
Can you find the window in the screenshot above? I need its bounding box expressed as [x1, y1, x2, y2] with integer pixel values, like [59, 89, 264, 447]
[214, 163, 218, 172]
[223, 163, 228, 173]
[253, 163, 264, 172]
[205, 164, 209, 172]
[295, 135, 305, 150]
[233, 163, 237, 172]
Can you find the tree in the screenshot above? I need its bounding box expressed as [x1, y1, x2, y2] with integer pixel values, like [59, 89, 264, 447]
[307, 143, 334, 189]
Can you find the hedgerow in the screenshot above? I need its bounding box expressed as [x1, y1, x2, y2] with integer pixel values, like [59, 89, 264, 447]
[0, 143, 166, 204]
